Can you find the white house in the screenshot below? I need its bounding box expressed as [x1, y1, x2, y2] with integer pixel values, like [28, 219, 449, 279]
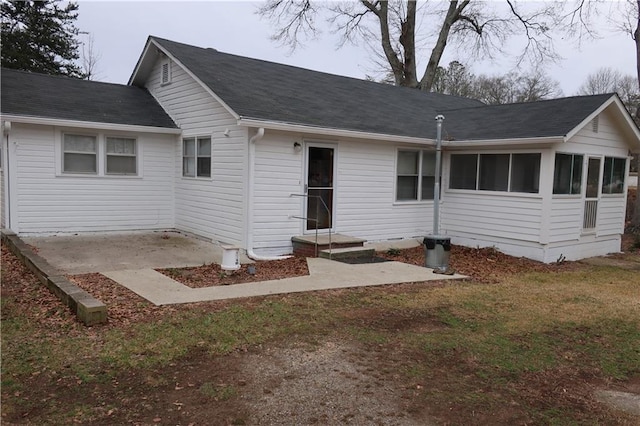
[2, 36, 639, 262]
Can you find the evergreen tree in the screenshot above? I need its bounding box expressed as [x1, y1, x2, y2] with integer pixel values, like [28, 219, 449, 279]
[1, 0, 84, 77]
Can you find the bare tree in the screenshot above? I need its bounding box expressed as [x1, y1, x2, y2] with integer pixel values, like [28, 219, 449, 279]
[431, 61, 475, 97]
[577, 67, 626, 96]
[432, 62, 562, 103]
[258, 0, 568, 91]
[79, 32, 101, 80]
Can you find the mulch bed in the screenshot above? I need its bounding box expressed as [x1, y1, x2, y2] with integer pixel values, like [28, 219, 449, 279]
[156, 256, 310, 288]
[379, 244, 581, 283]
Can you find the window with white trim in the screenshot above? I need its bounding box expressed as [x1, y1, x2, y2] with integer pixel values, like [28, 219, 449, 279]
[602, 156, 626, 194]
[106, 137, 137, 175]
[63, 133, 97, 174]
[396, 150, 436, 201]
[553, 153, 583, 195]
[183, 137, 211, 178]
[450, 153, 541, 193]
[161, 58, 171, 85]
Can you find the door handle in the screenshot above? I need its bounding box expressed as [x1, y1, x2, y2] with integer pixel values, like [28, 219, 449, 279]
[304, 184, 308, 193]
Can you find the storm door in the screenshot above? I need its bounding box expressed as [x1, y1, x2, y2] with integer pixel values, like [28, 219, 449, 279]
[583, 157, 601, 231]
[305, 145, 334, 231]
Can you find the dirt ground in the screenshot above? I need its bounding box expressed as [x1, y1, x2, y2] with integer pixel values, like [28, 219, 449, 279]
[3, 239, 639, 425]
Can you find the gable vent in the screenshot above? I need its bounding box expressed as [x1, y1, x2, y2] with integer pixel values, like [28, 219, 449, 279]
[592, 116, 599, 133]
[161, 59, 171, 85]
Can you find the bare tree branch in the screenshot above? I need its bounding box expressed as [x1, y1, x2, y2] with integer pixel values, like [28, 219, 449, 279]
[257, 0, 318, 51]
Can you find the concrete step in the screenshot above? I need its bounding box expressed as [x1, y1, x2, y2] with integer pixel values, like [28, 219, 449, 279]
[319, 247, 375, 260]
[292, 234, 367, 257]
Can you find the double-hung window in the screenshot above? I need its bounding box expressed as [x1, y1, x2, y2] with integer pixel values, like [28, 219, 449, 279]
[63, 134, 97, 174]
[450, 153, 541, 193]
[183, 137, 211, 178]
[602, 157, 626, 194]
[553, 153, 583, 195]
[396, 150, 437, 201]
[106, 137, 137, 175]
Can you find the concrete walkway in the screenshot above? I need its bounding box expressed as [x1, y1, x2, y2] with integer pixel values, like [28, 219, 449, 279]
[102, 257, 465, 306]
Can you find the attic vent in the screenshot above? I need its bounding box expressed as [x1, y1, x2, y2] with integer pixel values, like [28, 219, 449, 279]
[161, 59, 171, 85]
[592, 116, 599, 133]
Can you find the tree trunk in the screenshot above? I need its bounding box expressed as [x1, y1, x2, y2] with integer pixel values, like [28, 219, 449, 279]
[365, 0, 405, 86]
[419, 0, 470, 91]
[399, 0, 418, 88]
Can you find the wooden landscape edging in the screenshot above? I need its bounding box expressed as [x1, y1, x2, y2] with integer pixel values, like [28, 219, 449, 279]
[1, 230, 107, 326]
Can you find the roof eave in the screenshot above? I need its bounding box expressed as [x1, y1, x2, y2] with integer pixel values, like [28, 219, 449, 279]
[236, 117, 434, 145]
[442, 136, 564, 148]
[128, 36, 154, 86]
[0, 113, 182, 135]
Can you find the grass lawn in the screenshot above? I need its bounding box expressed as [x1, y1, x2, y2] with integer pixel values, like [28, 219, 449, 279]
[2, 244, 639, 425]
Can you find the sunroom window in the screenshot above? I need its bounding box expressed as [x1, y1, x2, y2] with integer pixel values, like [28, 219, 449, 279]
[396, 150, 436, 201]
[63, 134, 97, 174]
[450, 153, 540, 193]
[602, 157, 626, 194]
[553, 153, 583, 195]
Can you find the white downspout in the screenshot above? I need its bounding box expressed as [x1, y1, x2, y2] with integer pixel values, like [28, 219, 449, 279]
[246, 127, 291, 261]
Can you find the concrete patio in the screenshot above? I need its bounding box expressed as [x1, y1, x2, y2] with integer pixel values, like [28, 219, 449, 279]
[22, 230, 464, 305]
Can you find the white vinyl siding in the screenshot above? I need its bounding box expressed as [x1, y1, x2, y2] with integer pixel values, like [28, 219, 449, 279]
[548, 198, 582, 242]
[442, 192, 543, 242]
[251, 136, 437, 254]
[10, 123, 174, 234]
[146, 56, 246, 245]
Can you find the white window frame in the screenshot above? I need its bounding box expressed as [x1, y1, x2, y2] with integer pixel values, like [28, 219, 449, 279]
[62, 133, 98, 175]
[161, 58, 172, 85]
[601, 156, 626, 195]
[182, 136, 212, 179]
[105, 136, 137, 176]
[56, 131, 142, 178]
[552, 152, 584, 196]
[449, 152, 541, 195]
[395, 149, 437, 202]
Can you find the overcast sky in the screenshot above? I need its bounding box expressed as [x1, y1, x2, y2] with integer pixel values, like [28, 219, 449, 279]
[75, 1, 637, 96]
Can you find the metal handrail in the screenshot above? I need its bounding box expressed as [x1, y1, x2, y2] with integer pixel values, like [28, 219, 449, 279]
[290, 193, 332, 258]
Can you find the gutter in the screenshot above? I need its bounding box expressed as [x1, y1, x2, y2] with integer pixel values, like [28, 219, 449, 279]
[0, 114, 182, 135]
[442, 136, 564, 148]
[237, 117, 433, 146]
[245, 127, 291, 261]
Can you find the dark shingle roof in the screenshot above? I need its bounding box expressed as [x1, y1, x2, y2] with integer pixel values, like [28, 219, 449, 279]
[1, 68, 177, 129]
[150, 37, 483, 139]
[440, 94, 615, 141]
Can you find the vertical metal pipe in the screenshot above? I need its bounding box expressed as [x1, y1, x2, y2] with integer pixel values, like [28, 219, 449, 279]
[433, 115, 444, 235]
